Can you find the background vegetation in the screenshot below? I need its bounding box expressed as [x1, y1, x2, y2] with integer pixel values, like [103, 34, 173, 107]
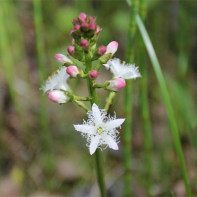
[0, 0, 197, 196]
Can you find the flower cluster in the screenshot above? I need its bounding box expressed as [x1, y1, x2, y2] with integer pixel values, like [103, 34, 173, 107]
[40, 13, 141, 154]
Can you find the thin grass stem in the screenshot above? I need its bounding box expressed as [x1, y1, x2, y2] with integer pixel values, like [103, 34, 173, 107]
[0, 2, 19, 113]
[124, 0, 139, 196]
[33, 0, 51, 152]
[136, 14, 192, 197]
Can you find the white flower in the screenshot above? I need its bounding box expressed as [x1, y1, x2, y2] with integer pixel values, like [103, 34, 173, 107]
[103, 58, 141, 79]
[41, 67, 70, 93]
[73, 103, 125, 155]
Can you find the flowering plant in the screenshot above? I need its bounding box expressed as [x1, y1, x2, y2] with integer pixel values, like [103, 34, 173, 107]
[40, 12, 141, 195]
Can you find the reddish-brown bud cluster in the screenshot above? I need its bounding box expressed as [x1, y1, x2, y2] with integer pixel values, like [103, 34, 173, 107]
[68, 13, 104, 61]
[70, 12, 101, 39]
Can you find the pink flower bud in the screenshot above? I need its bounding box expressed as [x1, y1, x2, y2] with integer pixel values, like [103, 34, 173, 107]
[82, 23, 89, 30]
[72, 38, 75, 44]
[74, 24, 80, 31]
[98, 46, 106, 55]
[89, 17, 96, 23]
[48, 90, 68, 103]
[89, 70, 98, 79]
[107, 78, 126, 91]
[72, 18, 79, 25]
[105, 41, 119, 55]
[66, 66, 80, 77]
[67, 46, 75, 55]
[80, 39, 89, 48]
[90, 23, 96, 30]
[96, 26, 101, 34]
[78, 12, 87, 22]
[54, 54, 72, 64]
[70, 28, 74, 35]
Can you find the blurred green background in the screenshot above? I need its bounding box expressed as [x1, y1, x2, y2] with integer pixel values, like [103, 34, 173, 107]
[0, 0, 197, 196]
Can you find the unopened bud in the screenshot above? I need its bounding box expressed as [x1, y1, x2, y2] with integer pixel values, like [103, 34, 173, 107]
[89, 17, 96, 23]
[72, 38, 75, 44]
[54, 54, 72, 64]
[89, 70, 98, 79]
[72, 18, 79, 25]
[96, 26, 101, 34]
[48, 90, 68, 103]
[82, 23, 89, 31]
[90, 23, 96, 30]
[66, 66, 80, 77]
[67, 46, 75, 55]
[70, 28, 74, 35]
[107, 78, 126, 91]
[78, 12, 87, 22]
[105, 41, 119, 55]
[98, 46, 106, 55]
[80, 39, 89, 48]
[74, 24, 80, 31]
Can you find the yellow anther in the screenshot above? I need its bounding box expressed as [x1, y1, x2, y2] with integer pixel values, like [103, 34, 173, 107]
[53, 70, 58, 75]
[48, 75, 52, 80]
[97, 127, 102, 133]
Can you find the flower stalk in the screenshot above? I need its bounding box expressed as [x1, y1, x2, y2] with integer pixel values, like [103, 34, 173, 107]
[40, 12, 140, 197]
[85, 59, 107, 197]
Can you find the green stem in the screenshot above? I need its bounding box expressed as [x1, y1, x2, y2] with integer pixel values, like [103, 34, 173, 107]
[33, 0, 51, 152]
[136, 14, 192, 197]
[73, 96, 90, 101]
[94, 81, 109, 88]
[86, 60, 107, 197]
[124, 0, 139, 196]
[73, 100, 90, 112]
[105, 92, 116, 112]
[138, 0, 152, 195]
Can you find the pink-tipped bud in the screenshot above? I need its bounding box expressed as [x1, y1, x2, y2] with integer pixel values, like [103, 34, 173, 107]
[96, 26, 101, 34]
[66, 66, 80, 77]
[107, 78, 126, 91]
[82, 23, 89, 30]
[89, 17, 96, 23]
[98, 46, 106, 55]
[48, 90, 68, 103]
[74, 24, 80, 31]
[72, 38, 75, 44]
[89, 70, 98, 79]
[70, 28, 74, 35]
[78, 12, 87, 22]
[105, 41, 119, 55]
[80, 39, 89, 48]
[90, 23, 96, 30]
[67, 46, 75, 55]
[54, 54, 72, 64]
[72, 18, 79, 25]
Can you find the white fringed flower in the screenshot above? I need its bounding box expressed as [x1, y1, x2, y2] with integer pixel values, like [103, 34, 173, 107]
[41, 67, 70, 93]
[103, 58, 141, 79]
[74, 103, 125, 155]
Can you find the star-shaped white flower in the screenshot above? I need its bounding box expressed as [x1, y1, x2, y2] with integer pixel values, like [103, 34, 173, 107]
[41, 66, 70, 93]
[74, 103, 125, 155]
[103, 58, 141, 79]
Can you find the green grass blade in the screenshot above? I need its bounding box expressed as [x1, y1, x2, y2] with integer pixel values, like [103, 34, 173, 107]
[124, 0, 139, 196]
[0, 2, 18, 113]
[33, 0, 51, 151]
[136, 14, 192, 197]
